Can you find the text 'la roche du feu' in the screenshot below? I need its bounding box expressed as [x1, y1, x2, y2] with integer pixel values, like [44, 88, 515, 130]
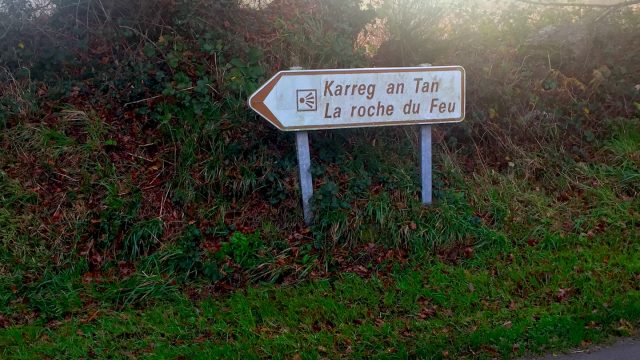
[322, 77, 457, 119]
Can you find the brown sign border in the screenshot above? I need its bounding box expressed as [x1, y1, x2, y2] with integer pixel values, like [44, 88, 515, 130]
[248, 66, 465, 131]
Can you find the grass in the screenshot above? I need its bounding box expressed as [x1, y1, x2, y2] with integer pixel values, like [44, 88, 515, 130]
[1, 230, 638, 359]
[0, 117, 638, 358]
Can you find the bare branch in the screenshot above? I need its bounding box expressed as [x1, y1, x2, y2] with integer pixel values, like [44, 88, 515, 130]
[0, 22, 12, 41]
[516, 0, 640, 8]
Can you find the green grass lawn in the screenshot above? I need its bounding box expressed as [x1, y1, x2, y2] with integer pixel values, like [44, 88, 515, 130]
[1, 118, 638, 359]
[1, 233, 638, 359]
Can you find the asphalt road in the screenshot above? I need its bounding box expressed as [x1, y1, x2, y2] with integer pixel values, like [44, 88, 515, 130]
[536, 339, 640, 360]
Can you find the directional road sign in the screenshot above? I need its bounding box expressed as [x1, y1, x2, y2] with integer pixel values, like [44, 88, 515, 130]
[248, 66, 465, 131]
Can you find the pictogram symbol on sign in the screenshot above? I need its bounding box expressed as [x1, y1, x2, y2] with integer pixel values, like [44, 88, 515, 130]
[296, 89, 317, 112]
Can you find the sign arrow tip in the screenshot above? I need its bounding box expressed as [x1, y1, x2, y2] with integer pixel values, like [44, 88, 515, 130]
[248, 72, 285, 130]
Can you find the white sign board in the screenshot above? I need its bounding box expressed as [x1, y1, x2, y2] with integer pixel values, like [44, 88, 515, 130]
[249, 66, 465, 131]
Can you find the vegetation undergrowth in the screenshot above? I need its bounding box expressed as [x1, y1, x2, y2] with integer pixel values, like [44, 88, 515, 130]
[0, 0, 639, 358]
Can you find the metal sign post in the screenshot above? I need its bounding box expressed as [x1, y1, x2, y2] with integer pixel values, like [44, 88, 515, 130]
[420, 124, 433, 205]
[419, 64, 433, 206]
[295, 131, 313, 225]
[249, 65, 465, 223]
[290, 67, 314, 225]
